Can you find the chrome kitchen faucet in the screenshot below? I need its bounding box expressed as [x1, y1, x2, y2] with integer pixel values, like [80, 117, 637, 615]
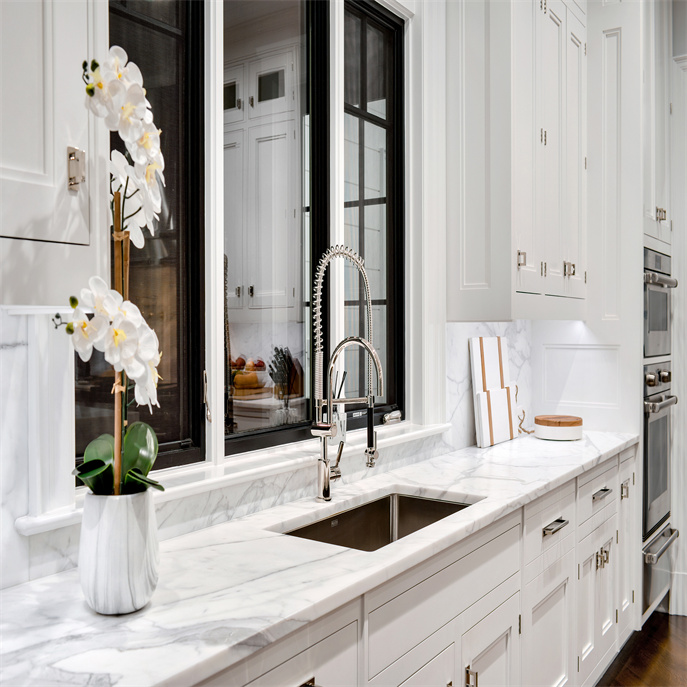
[312, 246, 384, 501]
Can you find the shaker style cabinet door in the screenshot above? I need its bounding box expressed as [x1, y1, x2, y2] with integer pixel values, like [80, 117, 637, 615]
[563, 9, 587, 299]
[224, 128, 245, 311]
[537, 0, 567, 297]
[522, 549, 576, 687]
[461, 593, 521, 687]
[617, 455, 636, 642]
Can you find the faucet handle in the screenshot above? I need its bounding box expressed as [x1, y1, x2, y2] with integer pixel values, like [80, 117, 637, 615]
[312, 422, 336, 439]
[365, 444, 378, 468]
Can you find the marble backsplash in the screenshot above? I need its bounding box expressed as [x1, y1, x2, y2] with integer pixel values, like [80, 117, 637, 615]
[445, 321, 532, 450]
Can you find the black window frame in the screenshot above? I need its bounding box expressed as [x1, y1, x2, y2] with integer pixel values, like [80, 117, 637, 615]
[75, 0, 206, 472]
[342, 0, 405, 432]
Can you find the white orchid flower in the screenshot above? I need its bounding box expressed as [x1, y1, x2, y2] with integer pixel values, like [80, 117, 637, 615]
[102, 315, 139, 371]
[100, 46, 143, 87]
[105, 81, 146, 142]
[84, 65, 112, 118]
[126, 121, 163, 166]
[127, 324, 161, 410]
[69, 307, 109, 362]
[80, 276, 122, 319]
[117, 299, 144, 328]
[133, 359, 161, 410]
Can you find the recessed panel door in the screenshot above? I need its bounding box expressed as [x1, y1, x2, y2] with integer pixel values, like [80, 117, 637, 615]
[246, 120, 296, 310]
[564, 10, 586, 299]
[247, 50, 295, 120]
[224, 129, 244, 310]
[462, 593, 520, 687]
[538, 0, 566, 296]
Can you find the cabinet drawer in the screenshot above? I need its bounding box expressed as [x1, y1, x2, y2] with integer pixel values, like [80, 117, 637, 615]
[524, 481, 576, 565]
[367, 524, 520, 679]
[577, 461, 618, 526]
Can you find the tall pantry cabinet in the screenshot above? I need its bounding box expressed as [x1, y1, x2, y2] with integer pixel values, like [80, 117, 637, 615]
[446, 0, 587, 321]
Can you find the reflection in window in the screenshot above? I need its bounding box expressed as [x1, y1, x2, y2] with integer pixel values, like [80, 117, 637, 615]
[223, 0, 311, 444]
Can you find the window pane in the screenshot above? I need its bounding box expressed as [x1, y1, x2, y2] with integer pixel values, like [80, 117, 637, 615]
[344, 12, 361, 107]
[76, 3, 202, 466]
[364, 121, 386, 199]
[344, 113, 360, 202]
[224, 82, 237, 110]
[224, 1, 310, 439]
[258, 70, 285, 102]
[367, 23, 387, 119]
[365, 203, 386, 299]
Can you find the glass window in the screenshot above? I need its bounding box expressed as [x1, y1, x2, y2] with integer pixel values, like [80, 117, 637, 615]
[75, 0, 205, 470]
[223, 0, 323, 452]
[342, 1, 404, 418]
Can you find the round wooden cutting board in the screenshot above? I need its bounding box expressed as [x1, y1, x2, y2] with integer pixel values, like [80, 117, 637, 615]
[534, 415, 583, 441]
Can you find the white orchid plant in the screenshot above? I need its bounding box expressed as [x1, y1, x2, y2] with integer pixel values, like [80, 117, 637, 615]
[54, 47, 166, 495]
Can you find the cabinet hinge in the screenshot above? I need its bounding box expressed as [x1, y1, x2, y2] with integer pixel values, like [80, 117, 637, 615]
[578, 563, 580, 579]
[541, 261, 544, 277]
[671, 220, 673, 231]
[585, 156, 587, 169]
[633, 590, 635, 603]
[670, 102, 673, 114]
[544, 130, 547, 146]
[585, 270, 587, 284]
[585, 42, 587, 56]
[578, 657, 580, 672]
[541, 127, 543, 143]
[616, 529, 619, 544]
[519, 614, 522, 634]
[633, 472, 635, 485]
[544, 262, 547, 277]
[616, 609, 619, 623]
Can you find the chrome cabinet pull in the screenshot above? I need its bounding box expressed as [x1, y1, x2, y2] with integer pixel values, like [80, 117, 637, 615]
[466, 666, 478, 687]
[68, 146, 86, 191]
[621, 480, 630, 500]
[644, 395, 678, 414]
[644, 529, 679, 565]
[603, 547, 610, 565]
[517, 250, 527, 268]
[592, 487, 612, 503]
[644, 271, 678, 288]
[596, 550, 604, 570]
[542, 517, 569, 537]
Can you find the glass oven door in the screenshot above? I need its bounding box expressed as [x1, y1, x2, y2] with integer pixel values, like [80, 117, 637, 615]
[644, 281, 672, 357]
[643, 392, 676, 539]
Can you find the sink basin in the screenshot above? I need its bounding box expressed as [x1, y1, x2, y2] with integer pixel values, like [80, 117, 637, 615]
[284, 493, 476, 552]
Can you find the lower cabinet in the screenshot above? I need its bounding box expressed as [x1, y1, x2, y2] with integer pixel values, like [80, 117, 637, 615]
[522, 548, 576, 687]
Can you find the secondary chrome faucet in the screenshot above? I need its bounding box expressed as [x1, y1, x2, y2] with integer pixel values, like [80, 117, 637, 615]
[312, 246, 384, 501]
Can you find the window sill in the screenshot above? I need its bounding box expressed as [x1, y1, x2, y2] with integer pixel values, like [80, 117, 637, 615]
[14, 421, 450, 536]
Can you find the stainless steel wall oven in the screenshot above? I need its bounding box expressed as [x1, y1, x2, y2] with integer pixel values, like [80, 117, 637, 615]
[644, 248, 677, 358]
[643, 362, 677, 541]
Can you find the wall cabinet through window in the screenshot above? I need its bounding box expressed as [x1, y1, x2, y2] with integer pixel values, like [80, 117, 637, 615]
[446, 0, 587, 321]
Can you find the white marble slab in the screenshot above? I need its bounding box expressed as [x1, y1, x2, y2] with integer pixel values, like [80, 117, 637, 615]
[0, 430, 637, 686]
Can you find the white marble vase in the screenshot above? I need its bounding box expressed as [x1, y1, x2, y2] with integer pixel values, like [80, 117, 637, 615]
[79, 490, 159, 615]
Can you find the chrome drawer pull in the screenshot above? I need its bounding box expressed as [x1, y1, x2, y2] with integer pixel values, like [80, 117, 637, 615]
[644, 395, 678, 414]
[592, 487, 612, 503]
[542, 517, 569, 537]
[644, 529, 679, 565]
[644, 271, 678, 288]
[466, 666, 478, 687]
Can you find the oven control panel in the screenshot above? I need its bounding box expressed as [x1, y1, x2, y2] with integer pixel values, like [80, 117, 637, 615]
[644, 361, 672, 397]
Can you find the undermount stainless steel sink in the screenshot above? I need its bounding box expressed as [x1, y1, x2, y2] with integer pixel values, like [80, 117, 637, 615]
[284, 493, 478, 552]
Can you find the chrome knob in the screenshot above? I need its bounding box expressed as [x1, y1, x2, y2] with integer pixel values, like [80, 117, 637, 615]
[645, 373, 658, 387]
[659, 369, 671, 383]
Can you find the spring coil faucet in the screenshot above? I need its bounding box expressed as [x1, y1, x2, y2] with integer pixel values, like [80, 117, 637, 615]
[312, 246, 384, 500]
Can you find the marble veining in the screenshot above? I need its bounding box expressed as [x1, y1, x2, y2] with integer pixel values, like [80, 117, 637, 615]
[0, 430, 637, 686]
[445, 321, 532, 451]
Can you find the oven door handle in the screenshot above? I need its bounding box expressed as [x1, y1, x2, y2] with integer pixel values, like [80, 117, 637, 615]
[644, 271, 678, 288]
[644, 395, 678, 414]
[644, 529, 679, 565]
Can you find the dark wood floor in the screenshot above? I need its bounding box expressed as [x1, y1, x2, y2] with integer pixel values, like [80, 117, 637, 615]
[597, 611, 687, 686]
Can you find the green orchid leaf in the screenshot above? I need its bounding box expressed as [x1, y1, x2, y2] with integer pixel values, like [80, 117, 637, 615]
[83, 434, 115, 465]
[121, 422, 158, 479]
[73, 459, 114, 495]
[123, 467, 165, 494]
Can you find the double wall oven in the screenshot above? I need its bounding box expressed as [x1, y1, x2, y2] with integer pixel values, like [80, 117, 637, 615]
[642, 248, 679, 619]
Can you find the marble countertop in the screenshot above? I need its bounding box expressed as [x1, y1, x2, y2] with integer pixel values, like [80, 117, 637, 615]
[0, 430, 638, 686]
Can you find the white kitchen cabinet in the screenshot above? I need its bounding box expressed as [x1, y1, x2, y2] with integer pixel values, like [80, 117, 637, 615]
[643, 0, 673, 250]
[223, 47, 301, 321]
[461, 591, 521, 687]
[617, 450, 637, 643]
[0, 0, 108, 306]
[446, 0, 587, 321]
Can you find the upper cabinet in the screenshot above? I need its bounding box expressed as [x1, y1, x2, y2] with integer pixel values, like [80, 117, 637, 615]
[0, 0, 108, 306]
[643, 0, 673, 250]
[446, 0, 587, 321]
